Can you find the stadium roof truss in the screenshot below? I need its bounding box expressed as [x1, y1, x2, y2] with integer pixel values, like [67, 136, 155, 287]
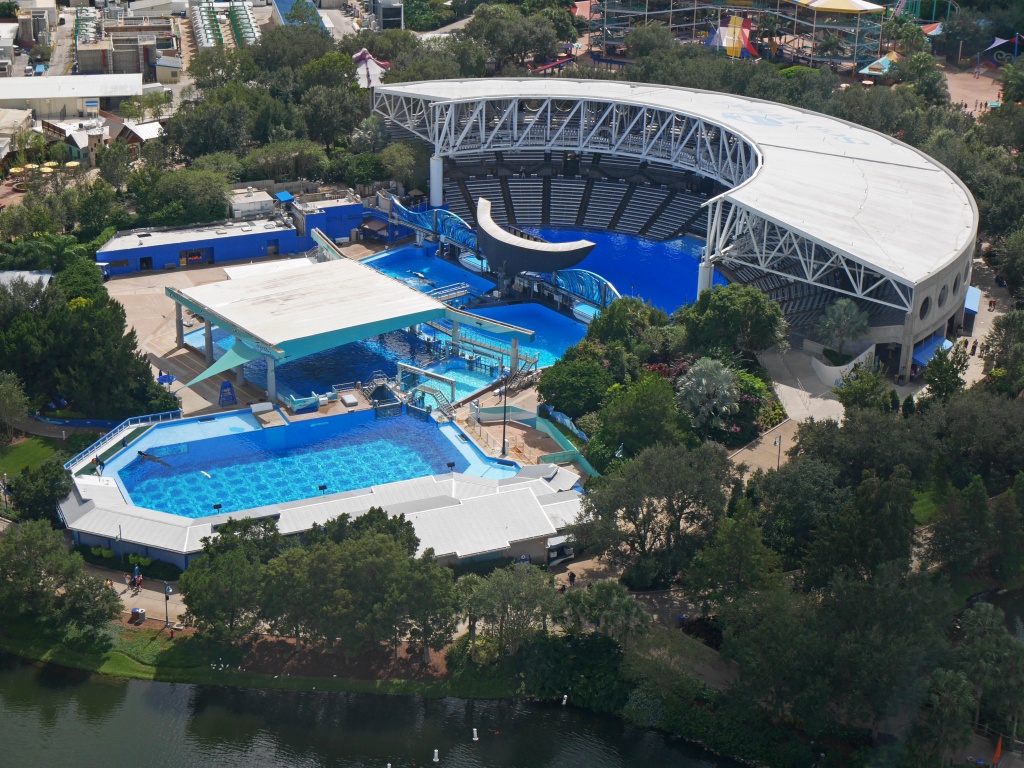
[373, 91, 761, 189]
[707, 199, 914, 312]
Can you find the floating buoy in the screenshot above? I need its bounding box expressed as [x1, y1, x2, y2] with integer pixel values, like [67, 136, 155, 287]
[472, 728, 478, 742]
[433, 749, 440, 763]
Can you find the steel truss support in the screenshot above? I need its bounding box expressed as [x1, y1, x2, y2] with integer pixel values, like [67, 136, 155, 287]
[372, 92, 761, 188]
[706, 199, 914, 312]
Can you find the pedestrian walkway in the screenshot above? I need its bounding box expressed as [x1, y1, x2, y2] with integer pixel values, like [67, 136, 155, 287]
[84, 563, 187, 624]
[758, 347, 845, 422]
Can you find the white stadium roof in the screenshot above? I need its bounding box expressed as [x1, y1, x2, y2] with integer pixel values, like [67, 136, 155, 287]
[374, 79, 977, 287]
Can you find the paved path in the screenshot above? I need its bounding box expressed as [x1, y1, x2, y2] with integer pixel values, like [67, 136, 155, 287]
[84, 563, 187, 624]
[729, 418, 800, 476]
[758, 347, 845, 423]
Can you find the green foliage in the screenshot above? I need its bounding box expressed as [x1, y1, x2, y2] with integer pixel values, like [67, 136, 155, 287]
[588, 373, 681, 469]
[380, 142, 418, 186]
[130, 168, 230, 227]
[241, 140, 327, 182]
[7, 458, 71, 526]
[0, 2, 20, 18]
[676, 357, 738, 439]
[75, 544, 182, 581]
[517, 633, 631, 713]
[927, 475, 993, 576]
[284, 0, 321, 25]
[0, 520, 120, 637]
[984, 309, 1024, 395]
[923, 342, 970, 402]
[0, 370, 29, 445]
[470, 563, 561, 656]
[537, 358, 613, 418]
[674, 284, 786, 355]
[96, 140, 133, 193]
[462, 4, 559, 69]
[585, 296, 669, 351]
[833, 362, 895, 414]
[816, 298, 869, 355]
[191, 151, 243, 182]
[56, 257, 105, 302]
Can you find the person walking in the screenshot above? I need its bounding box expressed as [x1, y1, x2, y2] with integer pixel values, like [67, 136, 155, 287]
[568, 570, 576, 587]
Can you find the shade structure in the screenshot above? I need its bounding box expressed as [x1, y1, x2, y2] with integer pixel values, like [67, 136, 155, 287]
[8, 167, 23, 174]
[65, 161, 80, 168]
[184, 343, 263, 388]
[859, 51, 899, 75]
[796, 0, 883, 11]
[964, 285, 982, 315]
[43, 161, 59, 168]
[274, 191, 294, 203]
[912, 335, 954, 367]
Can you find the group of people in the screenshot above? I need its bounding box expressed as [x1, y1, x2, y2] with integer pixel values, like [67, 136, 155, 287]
[123, 565, 143, 593]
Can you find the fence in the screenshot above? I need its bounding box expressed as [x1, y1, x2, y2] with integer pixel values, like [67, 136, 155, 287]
[64, 410, 183, 472]
[468, 407, 600, 477]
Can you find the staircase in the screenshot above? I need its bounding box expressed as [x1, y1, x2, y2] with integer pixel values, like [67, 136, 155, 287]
[408, 385, 455, 419]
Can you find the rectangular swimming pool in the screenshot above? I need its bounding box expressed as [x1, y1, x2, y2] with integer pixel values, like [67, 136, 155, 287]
[105, 410, 516, 519]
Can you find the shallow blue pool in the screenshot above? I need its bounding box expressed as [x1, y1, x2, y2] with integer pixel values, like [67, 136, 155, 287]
[464, 304, 588, 369]
[520, 228, 725, 313]
[365, 244, 495, 297]
[110, 410, 515, 518]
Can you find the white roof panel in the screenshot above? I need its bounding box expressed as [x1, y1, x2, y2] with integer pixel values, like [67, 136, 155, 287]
[0, 74, 144, 102]
[375, 79, 978, 285]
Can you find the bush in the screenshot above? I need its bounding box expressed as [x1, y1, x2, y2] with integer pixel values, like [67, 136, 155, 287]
[823, 348, 853, 366]
[516, 633, 632, 713]
[76, 545, 183, 581]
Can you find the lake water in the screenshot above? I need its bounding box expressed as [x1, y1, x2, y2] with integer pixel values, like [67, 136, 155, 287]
[0, 652, 735, 768]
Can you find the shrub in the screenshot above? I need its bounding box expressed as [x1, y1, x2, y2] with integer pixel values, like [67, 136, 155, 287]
[102, 548, 114, 558]
[91, 545, 103, 557]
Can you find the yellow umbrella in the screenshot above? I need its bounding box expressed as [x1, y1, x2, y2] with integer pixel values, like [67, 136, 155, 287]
[39, 167, 54, 174]
[65, 161, 80, 169]
[24, 163, 39, 170]
[43, 161, 59, 168]
[8, 166, 24, 174]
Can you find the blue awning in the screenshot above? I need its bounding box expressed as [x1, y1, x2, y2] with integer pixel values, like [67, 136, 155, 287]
[964, 285, 982, 315]
[912, 335, 954, 367]
[274, 191, 294, 203]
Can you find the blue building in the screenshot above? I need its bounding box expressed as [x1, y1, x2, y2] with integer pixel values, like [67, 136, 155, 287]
[97, 199, 365, 276]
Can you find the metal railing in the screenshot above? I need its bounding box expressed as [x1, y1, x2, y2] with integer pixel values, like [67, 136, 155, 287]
[64, 409, 183, 472]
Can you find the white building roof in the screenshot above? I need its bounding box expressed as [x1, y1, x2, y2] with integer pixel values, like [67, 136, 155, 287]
[123, 120, 164, 142]
[0, 74, 144, 102]
[375, 79, 978, 286]
[99, 217, 293, 253]
[60, 465, 582, 559]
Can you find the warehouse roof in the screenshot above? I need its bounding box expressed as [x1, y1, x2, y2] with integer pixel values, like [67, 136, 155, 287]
[0, 74, 144, 102]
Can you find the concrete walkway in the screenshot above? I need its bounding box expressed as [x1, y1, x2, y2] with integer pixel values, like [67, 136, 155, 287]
[758, 347, 845, 423]
[84, 563, 187, 624]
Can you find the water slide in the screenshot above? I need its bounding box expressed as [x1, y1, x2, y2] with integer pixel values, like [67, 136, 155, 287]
[388, 197, 480, 254]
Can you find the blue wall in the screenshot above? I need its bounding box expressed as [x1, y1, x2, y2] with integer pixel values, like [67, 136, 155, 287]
[99, 202, 365, 275]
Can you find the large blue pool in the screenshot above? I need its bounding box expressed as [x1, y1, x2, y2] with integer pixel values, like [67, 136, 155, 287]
[366, 244, 495, 297]
[520, 229, 724, 313]
[108, 410, 516, 518]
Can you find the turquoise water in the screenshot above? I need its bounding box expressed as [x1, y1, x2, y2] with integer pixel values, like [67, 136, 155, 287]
[520, 228, 724, 313]
[110, 410, 515, 518]
[366, 243, 496, 297]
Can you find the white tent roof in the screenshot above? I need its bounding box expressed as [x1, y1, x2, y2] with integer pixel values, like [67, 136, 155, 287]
[375, 79, 977, 286]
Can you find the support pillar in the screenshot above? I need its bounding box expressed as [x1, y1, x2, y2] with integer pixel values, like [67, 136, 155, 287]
[450, 320, 460, 351]
[234, 337, 246, 387]
[174, 302, 184, 348]
[430, 155, 444, 208]
[204, 319, 214, 365]
[697, 256, 714, 295]
[897, 322, 916, 385]
[510, 337, 519, 375]
[266, 356, 277, 402]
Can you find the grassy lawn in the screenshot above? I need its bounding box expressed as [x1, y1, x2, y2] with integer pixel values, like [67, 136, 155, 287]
[0, 436, 61, 478]
[0, 619, 514, 699]
[912, 487, 943, 525]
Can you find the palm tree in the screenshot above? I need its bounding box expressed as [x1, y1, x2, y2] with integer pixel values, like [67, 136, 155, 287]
[815, 32, 844, 59]
[816, 298, 870, 355]
[351, 116, 391, 154]
[454, 573, 484, 661]
[921, 668, 975, 765]
[676, 357, 739, 438]
[999, 61, 1024, 104]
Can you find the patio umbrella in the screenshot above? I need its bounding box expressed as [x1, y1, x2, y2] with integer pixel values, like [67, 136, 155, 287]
[24, 163, 39, 170]
[157, 373, 178, 387]
[8, 167, 23, 174]
[39, 167, 53, 175]
[43, 161, 59, 168]
[65, 161, 80, 169]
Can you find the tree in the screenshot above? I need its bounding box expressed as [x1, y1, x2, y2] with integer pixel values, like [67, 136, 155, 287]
[802, 466, 916, 589]
[259, 547, 316, 649]
[300, 52, 357, 92]
[891, 51, 949, 105]
[0, 520, 119, 636]
[179, 547, 264, 640]
[586, 296, 668, 351]
[285, 0, 321, 25]
[999, 60, 1024, 104]
[302, 86, 360, 150]
[537, 358, 613, 419]
[676, 357, 738, 439]
[472, 563, 561, 655]
[56, 256, 105, 302]
[0, 370, 28, 444]
[455, 573, 484, 661]
[914, 669, 975, 766]
[592, 373, 681, 465]
[927, 475, 993, 576]
[674, 284, 786, 354]
[815, 298, 869, 355]
[956, 602, 1014, 727]
[685, 507, 781, 614]
[8, 459, 72, 526]
[405, 552, 457, 663]
[574, 442, 733, 588]
[351, 116, 391, 154]
[0, 2, 20, 18]
[625, 23, 674, 59]
[571, 579, 651, 648]
[96, 140, 133, 194]
[923, 343, 969, 402]
[833, 361, 893, 414]
[381, 142, 417, 188]
[984, 309, 1024, 395]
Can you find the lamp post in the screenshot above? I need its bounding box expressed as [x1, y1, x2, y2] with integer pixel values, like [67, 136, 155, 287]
[2, 472, 7, 510]
[164, 581, 172, 628]
[772, 435, 783, 471]
[500, 371, 509, 457]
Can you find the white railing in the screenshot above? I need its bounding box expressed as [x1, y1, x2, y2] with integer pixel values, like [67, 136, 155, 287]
[64, 409, 183, 473]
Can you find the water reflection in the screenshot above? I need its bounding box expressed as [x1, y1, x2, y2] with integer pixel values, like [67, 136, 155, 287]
[1, 653, 733, 768]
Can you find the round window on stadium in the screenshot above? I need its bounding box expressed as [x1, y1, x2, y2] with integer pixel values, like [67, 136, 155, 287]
[953, 275, 961, 296]
[920, 296, 931, 320]
[938, 285, 948, 308]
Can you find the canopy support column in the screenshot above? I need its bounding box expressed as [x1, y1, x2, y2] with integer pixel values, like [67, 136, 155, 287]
[510, 337, 519, 374]
[451, 320, 461, 349]
[430, 155, 444, 208]
[204, 319, 214, 365]
[174, 302, 184, 348]
[697, 255, 714, 295]
[234, 338, 246, 387]
[266, 356, 277, 402]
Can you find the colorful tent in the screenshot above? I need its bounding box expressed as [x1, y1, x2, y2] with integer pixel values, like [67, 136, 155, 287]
[858, 50, 900, 75]
[706, 17, 760, 58]
[921, 22, 942, 36]
[794, 0, 883, 11]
